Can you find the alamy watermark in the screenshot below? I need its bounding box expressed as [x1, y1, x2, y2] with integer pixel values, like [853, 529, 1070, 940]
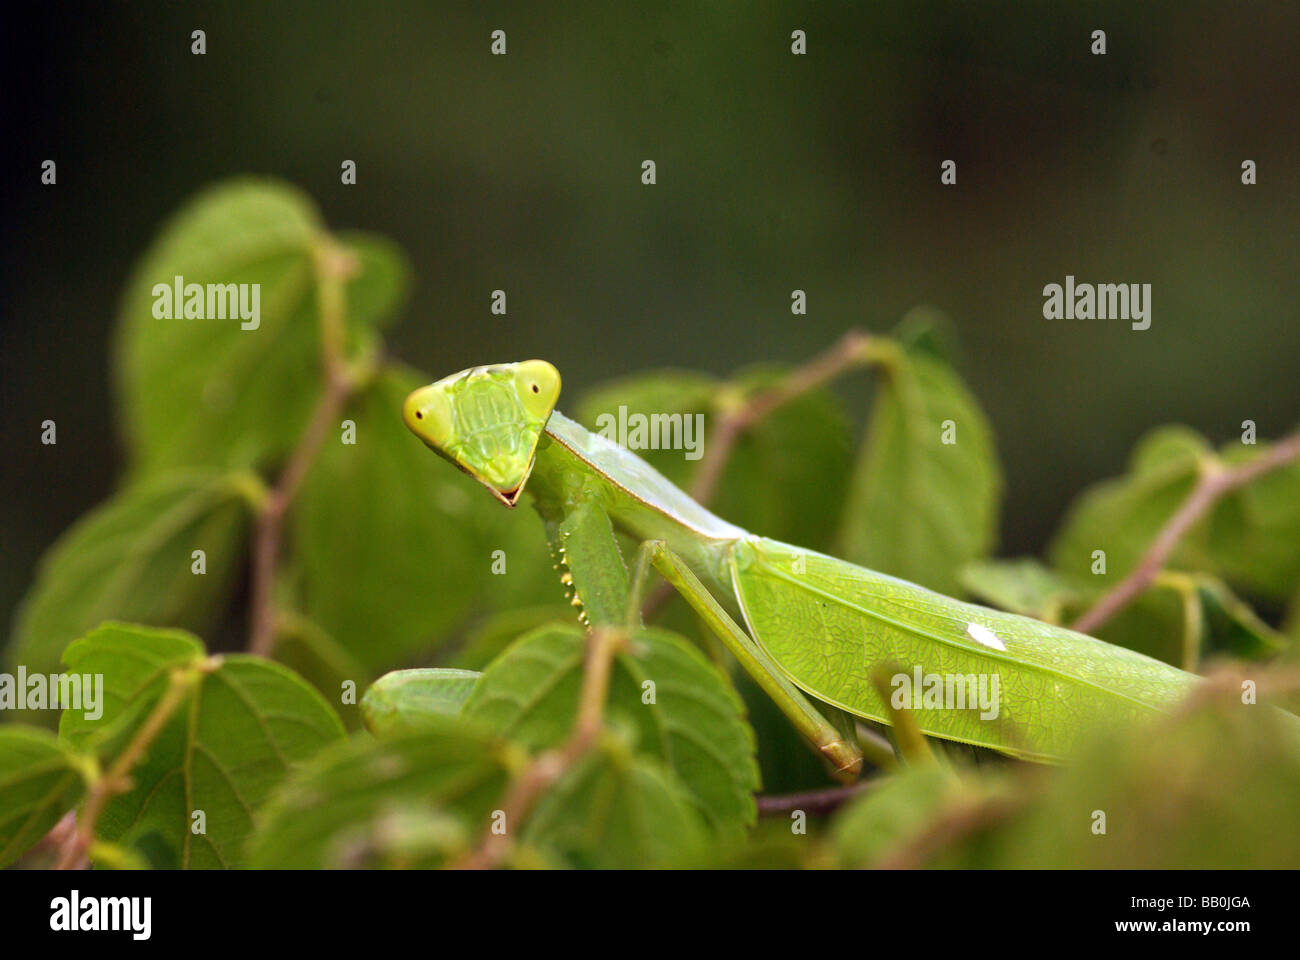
[890, 666, 1000, 720]
[594, 406, 705, 460]
[152, 274, 260, 330]
[1042, 275, 1151, 330]
[0, 668, 103, 720]
[50, 891, 151, 940]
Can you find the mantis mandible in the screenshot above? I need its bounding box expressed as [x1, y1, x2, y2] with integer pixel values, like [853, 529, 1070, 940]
[403, 360, 1200, 779]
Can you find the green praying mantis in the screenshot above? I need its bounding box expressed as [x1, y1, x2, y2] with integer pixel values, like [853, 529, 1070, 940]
[402, 359, 1200, 779]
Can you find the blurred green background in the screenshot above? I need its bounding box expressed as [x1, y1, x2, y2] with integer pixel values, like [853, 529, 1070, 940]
[3, 1, 1298, 642]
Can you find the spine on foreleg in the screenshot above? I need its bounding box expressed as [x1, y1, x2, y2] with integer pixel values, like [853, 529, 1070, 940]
[547, 536, 590, 629]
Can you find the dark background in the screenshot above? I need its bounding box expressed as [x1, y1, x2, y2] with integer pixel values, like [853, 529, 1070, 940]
[3, 2, 1298, 641]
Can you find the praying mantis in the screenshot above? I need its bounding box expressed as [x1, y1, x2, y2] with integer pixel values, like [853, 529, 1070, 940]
[402, 359, 1201, 779]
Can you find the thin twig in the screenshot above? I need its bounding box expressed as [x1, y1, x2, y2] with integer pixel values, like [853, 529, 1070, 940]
[56, 664, 206, 869]
[642, 331, 879, 620]
[31, 810, 78, 864]
[1071, 430, 1300, 636]
[453, 626, 627, 870]
[756, 781, 878, 817]
[248, 242, 358, 657]
[689, 329, 877, 505]
[248, 372, 351, 656]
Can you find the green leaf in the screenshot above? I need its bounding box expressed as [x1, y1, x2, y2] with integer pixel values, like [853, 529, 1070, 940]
[1285, 592, 1300, 643]
[892, 305, 962, 364]
[678, 823, 818, 869]
[59, 623, 344, 869]
[461, 623, 759, 838]
[832, 766, 966, 868]
[450, 606, 573, 671]
[1195, 576, 1287, 660]
[522, 742, 708, 869]
[248, 718, 513, 868]
[987, 692, 1300, 868]
[1052, 430, 1300, 603]
[1200, 444, 1300, 600]
[362, 668, 482, 736]
[0, 726, 86, 867]
[113, 182, 408, 477]
[1088, 586, 1188, 667]
[839, 341, 1001, 595]
[1049, 426, 1208, 588]
[7, 471, 253, 679]
[58, 622, 205, 752]
[334, 230, 411, 332]
[1055, 426, 1216, 590]
[1130, 424, 1215, 474]
[959, 558, 1079, 621]
[968, 569, 1282, 672]
[1047, 427, 1297, 661]
[714, 367, 855, 550]
[115, 179, 327, 474]
[269, 611, 371, 731]
[290, 365, 556, 671]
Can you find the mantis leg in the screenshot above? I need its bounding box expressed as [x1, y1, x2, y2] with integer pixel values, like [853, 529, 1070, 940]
[548, 501, 631, 629]
[630, 539, 864, 783]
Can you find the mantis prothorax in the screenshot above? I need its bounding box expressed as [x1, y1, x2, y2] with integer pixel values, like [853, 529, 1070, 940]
[403, 360, 1200, 779]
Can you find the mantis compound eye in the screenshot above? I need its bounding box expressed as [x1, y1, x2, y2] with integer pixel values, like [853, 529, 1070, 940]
[402, 384, 454, 451]
[514, 359, 561, 420]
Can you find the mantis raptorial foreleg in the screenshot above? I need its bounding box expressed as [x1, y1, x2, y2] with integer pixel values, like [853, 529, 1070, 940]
[548, 501, 631, 629]
[630, 539, 864, 783]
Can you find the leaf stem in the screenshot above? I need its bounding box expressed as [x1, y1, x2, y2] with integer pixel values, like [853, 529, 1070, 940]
[453, 625, 627, 869]
[690, 329, 879, 506]
[55, 662, 207, 869]
[755, 781, 878, 817]
[1070, 429, 1300, 636]
[248, 238, 359, 657]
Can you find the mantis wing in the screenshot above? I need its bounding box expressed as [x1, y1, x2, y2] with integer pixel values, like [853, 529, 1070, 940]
[729, 537, 1200, 760]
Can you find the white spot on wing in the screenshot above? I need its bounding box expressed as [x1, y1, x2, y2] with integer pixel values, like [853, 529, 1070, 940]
[967, 622, 1006, 651]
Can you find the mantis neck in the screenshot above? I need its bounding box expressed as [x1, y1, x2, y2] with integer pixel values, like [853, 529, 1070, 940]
[526, 411, 748, 599]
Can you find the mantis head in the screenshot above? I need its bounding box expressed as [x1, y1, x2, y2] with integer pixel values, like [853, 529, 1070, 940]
[403, 360, 562, 507]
